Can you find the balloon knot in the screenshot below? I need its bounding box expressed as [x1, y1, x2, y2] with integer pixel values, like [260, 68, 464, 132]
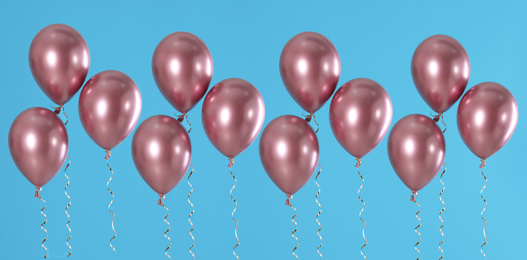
[433, 114, 441, 122]
[410, 191, 417, 202]
[355, 158, 362, 168]
[480, 159, 487, 169]
[54, 106, 62, 114]
[158, 194, 164, 206]
[285, 194, 292, 206]
[177, 114, 185, 122]
[35, 186, 41, 198]
[105, 150, 111, 160]
[304, 114, 313, 122]
[228, 158, 235, 168]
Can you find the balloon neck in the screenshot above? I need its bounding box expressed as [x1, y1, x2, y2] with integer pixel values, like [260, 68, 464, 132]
[228, 158, 235, 168]
[480, 159, 487, 169]
[285, 194, 292, 206]
[177, 114, 185, 122]
[35, 186, 41, 198]
[355, 158, 362, 168]
[105, 150, 111, 160]
[410, 191, 417, 202]
[158, 194, 164, 206]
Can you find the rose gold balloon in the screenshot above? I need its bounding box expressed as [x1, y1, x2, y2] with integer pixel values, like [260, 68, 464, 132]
[259, 115, 319, 202]
[9, 107, 68, 189]
[202, 78, 265, 158]
[330, 78, 393, 158]
[388, 114, 445, 194]
[29, 24, 90, 106]
[78, 70, 142, 151]
[279, 32, 340, 114]
[457, 82, 518, 159]
[152, 32, 213, 114]
[132, 115, 191, 196]
[411, 35, 470, 114]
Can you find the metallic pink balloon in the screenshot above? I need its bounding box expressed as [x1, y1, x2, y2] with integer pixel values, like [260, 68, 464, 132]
[29, 24, 90, 106]
[330, 78, 393, 158]
[78, 70, 142, 151]
[388, 114, 445, 195]
[132, 115, 191, 196]
[9, 107, 68, 190]
[202, 78, 265, 158]
[152, 32, 213, 114]
[411, 35, 470, 114]
[279, 32, 340, 114]
[259, 115, 319, 203]
[457, 82, 518, 159]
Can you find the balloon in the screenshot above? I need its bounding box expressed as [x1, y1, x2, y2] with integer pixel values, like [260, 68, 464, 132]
[29, 24, 90, 106]
[202, 78, 265, 159]
[330, 78, 393, 158]
[279, 32, 340, 114]
[259, 115, 319, 204]
[132, 115, 191, 197]
[79, 70, 142, 151]
[388, 114, 445, 197]
[152, 32, 213, 114]
[8, 107, 68, 192]
[411, 35, 470, 114]
[457, 82, 518, 159]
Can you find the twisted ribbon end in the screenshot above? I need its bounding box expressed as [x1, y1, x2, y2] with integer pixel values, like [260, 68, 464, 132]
[105, 150, 111, 160]
[285, 194, 292, 206]
[35, 186, 41, 198]
[355, 157, 362, 168]
[410, 190, 417, 202]
[228, 158, 235, 168]
[480, 159, 487, 169]
[158, 194, 164, 206]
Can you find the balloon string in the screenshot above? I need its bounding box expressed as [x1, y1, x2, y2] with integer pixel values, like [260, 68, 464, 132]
[229, 158, 240, 260]
[356, 158, 367, 260]
[414, 192, 422, 260]
[159, 195, 172, 259]
[431, 113, 446, 133]
[106, 152, 116, 254]
[480, 159, 488, 258]
[303, 112, 319, 134]
[37, 187, 48, 259]
[315, 164, 323, 259]
[175, 113, 192, 133]
[52, 105, 69, 125]
[188, 164, 195, 259]
[438, 162, 446, 260]
[64, 156, 72, 257]
[290, 197, 299, 259]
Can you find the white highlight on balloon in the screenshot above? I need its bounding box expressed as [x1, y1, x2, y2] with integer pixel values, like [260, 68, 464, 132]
[149, 141, 160, 157]
[298, 59, 308, 74]
[277, 141, 288, 157]
[428, 60, 439, 76]
[47, 52, 57, 66]
[97, 101, 108, 117]
[404, 139, 415, 154]
[170, 59, 180, 74]
[26, 133, 37, 149]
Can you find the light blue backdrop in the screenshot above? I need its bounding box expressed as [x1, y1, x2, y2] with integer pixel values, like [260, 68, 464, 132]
[1, 1, 525, 259]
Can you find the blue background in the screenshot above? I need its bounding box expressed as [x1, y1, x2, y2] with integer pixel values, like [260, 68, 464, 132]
[1, 0, 525, 259]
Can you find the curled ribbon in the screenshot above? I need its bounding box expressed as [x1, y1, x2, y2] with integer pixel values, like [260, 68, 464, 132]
[159, 195, 172, 259]
[52, 105, 69, 125]
[315, 164, 323, 259]
[106, 151, 117, 253]
[413, 191, 422, 260]
[175, 113, 192, 133]
[303, 112, 319, 133]
[36, 186, 48, 258]
[188, 164, 195, 259]
[431, 113, 446, 133]
[480, 159, 488, 258]
[356, 158, 367, 260]
[229, 158, 240, 260]
[290, 196, 299, 259]
[64, 156, 72, 257]
[438, 162, 446, 260]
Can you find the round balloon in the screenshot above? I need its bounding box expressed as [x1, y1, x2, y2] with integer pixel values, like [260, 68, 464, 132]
[279, 32, 340, 114]
[152, 32, 213, 114]
[330, 78, 392, 158]
[79, 70, 142, 151]
[388, 114, 445, 196]
[202, 78, 265, 159]
[411, 35, 470, 114]
[457, 82, 518, 159]
[9, 107, 68, 190]
[29, 24, 90, 106]
[132, 115, 191, 196]
[259, 115, 319, 204]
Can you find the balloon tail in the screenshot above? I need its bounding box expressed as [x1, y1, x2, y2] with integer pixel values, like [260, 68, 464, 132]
[438, 162, 446, 260]
[303, 112, 319, 133]
[37, 187, 48, 258]
[175, 113, 191, 133]
[160, 195, 172, 259]
[188, 164, 195, 259]
[315, 164, 323, 259]
[52, 105, 69, 125]
[230, 161, 240, 260]
[106, 157, 116, 253]
[414, 192, 422, 260]
[357, 158, 367, 260]
[480, 159, 488, 258]
[290, 197, 299, 259]
[286, 194, 292, 206]
[64, 156, 72, 257]
[431, 113, 446, 133]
